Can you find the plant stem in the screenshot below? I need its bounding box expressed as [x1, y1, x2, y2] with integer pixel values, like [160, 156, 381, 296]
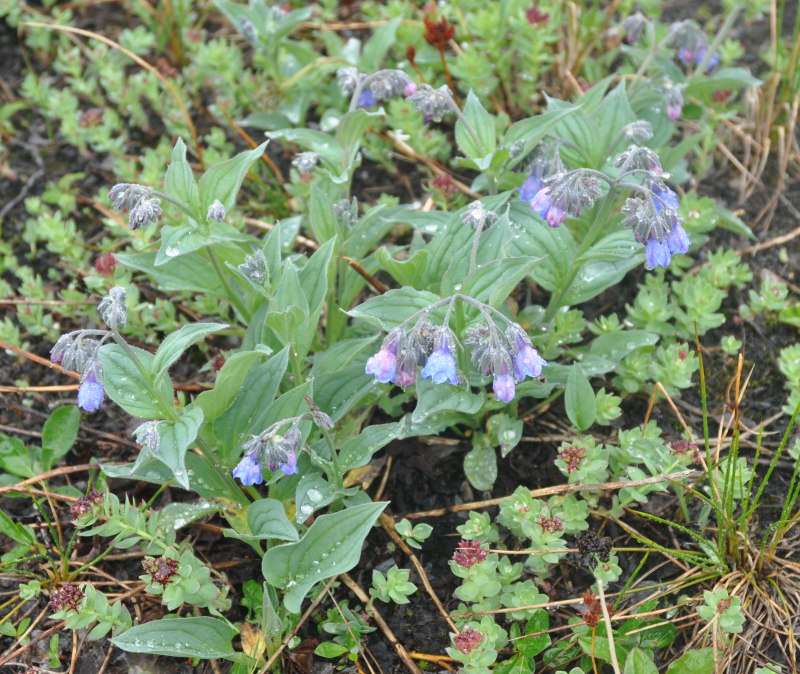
[204, 247, 251, 322]
[596, 579, 622, 674]
[543, 187, 617, 323]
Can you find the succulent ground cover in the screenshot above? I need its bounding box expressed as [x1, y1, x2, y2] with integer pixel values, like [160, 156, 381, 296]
[1, 1, 799, 673]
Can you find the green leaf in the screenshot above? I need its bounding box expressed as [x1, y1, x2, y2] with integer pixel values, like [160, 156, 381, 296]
[593, 82, 636, 153]
[152, 322, 227, 384]
[455, 91, 496, 159]
[336, 108, 378, 166]
[624, 648, 658, 674]
[295, 475, 336, 520]
[211, 347, 289, 464]
[163, 138, 199, 216]
[159, 501, 223, 530]
[111, 617, 237, 660]
[413, 377, 485, 422]
[589, 331, 659, 361]
[665, 648, 715, 674]
[262, 501, 388, 613]
[463, 445, 497, 491]
[313, 364, 376, 423]
[346, 287, 441, 331]
[115, 251, 224, 295]
[339, 422, 402, 471]
[154, 405, 204, 489]
[509, 201, 576, 290]
[308, 183, 339, 243]
[375, 247, 429, 287]
[198, 141, 267, 213]
[458, 256, 540, 307]
[267, 128, 344, 171]
[247, 498, 298, 541]
[517, 610, 551, 658]
[196, 350, 269, 422]
[315, 642, 350, 658]
[98, 343, 171, 419]
[565, 366, 595, 431]
[360, 16, 400, 71]
[503, 104, 581, 168]
[154, 224, 208, 266]
[493, 655, 531, 674]
[684, 68, 761, 97]
[0, 510, 36, 545]
[41, 405, 79, 469]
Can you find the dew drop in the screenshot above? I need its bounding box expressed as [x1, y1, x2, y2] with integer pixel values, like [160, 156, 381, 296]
[165, 246, 180, 257]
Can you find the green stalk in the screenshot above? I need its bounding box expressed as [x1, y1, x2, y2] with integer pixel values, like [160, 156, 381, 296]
[543, 187, 617, 323]
[205, 247, 251, 322]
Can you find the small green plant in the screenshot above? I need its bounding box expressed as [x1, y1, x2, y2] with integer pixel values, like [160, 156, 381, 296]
[369, 566, 417, 604]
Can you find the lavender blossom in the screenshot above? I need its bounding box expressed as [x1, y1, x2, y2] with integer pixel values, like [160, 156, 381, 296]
[78, 370, 104, 412]
[507, 326, 547, 381]
[232, 451, 263, 485]
[663, 84, 684, 122]
[530, 187, 568, 227]
[491, 356, 516, 403]
[365, 332, 399, 383]
[623, 182, 690, 269]
[358, 89, 378, 108]
[420, 328, 458, 386]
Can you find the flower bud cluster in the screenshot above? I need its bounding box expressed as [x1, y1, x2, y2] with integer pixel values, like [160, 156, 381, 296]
[337, 67, 415, 109]
[405, 83, 454, 122]
[49, 583, 84, 613]
[142, 555, 179, 586]
[70, 488, 104, 521]
[365, 301, 546, 403]
[622, 179, 690, 269]
[230, 404, 333, 485]
[517, 148, 569, 227]
[291, 151, 319, 173]
[453, 627, 484, 654]
[51, 330, 106, 413]
[108, 183, 162, 230]
[670, 20, 718, 71]
[452, 539, 488, 568]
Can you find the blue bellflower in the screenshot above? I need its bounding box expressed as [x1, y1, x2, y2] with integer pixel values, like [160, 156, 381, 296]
[358, 89, 378, 108]
[232, 452, 263, 485]
[492, 359, 516, 403]
[78, 372, 104, 412]
[643, 185, 690, 269]
[421, 330, 458, 385]
[510, 334, 547, 381]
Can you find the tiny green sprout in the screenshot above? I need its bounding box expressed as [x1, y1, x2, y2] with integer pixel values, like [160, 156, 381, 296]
[592, 552, 623, 584]
[19, 580, 42, 601]
[456, 511, 500, 543]
[395, 518, 433, 549]
[595, 388, 622, 425]
[721, 335, 743, 355]
[696, 588, 745, 633]
[370, 566, 417, 605]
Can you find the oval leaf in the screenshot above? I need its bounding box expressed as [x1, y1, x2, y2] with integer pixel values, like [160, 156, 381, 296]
[111, 616, 236, 659]
[262, 501, 387, 613]
[565, 366, 596, 431]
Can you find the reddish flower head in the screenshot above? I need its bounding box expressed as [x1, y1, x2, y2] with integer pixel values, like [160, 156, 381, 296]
[423, 16, 455, 49]
[453, 539, 488, 568]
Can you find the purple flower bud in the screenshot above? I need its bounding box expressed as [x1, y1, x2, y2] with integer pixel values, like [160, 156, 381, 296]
[421, 330, 458, 385]
[493, 366, 516, 403]
[393, 367, 416, 388]
[206, 199, 227, 222]
[366, 338, 398, 383]
[78, 372, 104, 412]
[232, 452, 263, 485]
[529, 187, 567, 227]
[677, 47, 695, 65]
[666, 104, 682, 121]
[403, 81, 418, 97]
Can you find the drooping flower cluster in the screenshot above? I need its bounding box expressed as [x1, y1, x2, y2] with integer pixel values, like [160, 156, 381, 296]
[230, 403, 333, 486]
[670, 20, 719, 72]
[336, 67, 415, 109]
[517, 146, 576, 227]
[51, 287, 130, 412]
[622, 180, 690, 269]
[108, 183, 163, 230]
[578, 588, 615, 627]
[364, 296, 547, 403]
[465, 322, 547, 403]
[405, 83, 455, 122]
[662, 82, 684, 122]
